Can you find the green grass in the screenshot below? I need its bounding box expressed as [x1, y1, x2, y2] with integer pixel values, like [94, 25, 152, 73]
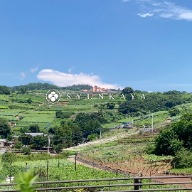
[171, 167, 192, 174]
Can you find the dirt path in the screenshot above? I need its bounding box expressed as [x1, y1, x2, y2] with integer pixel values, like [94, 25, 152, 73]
[64, 130, 139, 151]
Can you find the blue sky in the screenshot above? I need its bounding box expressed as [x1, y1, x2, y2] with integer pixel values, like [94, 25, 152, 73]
[1, 0, 192, 91]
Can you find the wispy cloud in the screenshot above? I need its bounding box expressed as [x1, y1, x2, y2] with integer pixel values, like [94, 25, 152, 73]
[37, 69, 120, 89]
[68, 66, 75, 74]
[30, 67, 39, 73]
[20, 72, 26, 80]
[137, 13, 153, 17]
[127, 0, 192, 21]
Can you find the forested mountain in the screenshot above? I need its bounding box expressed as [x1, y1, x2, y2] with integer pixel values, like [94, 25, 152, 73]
[10, 83, 92, 92]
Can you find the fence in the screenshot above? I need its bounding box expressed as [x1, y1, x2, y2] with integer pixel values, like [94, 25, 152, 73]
[1, 176, 192, 191]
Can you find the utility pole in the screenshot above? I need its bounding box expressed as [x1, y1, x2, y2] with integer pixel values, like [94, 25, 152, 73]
[151, 113, 154, 132]
[47, 135, 50, 154]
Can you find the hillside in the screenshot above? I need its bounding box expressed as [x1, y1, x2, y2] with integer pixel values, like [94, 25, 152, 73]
[1, 83, 192, 188]
[0, 84, 191, 136]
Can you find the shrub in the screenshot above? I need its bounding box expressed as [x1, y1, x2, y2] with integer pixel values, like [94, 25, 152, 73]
[14, 141, 22, 149]
[16, 169, 37, 192]
[54, 144, 63, 154]
[144, 143, 155, 154]
[2, 152, 16, 163]
[87, 133, 99, 141]
[22, 147, 31, 155]
[172, 148, 192, 168]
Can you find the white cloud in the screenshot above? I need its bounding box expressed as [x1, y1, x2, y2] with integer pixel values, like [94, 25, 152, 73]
[30, 67, 39, 73]
[137, 13, 153, 17]
[37, 69, 120, 89]
[20, 72, 26, 80]
[132, 0, 192, 21]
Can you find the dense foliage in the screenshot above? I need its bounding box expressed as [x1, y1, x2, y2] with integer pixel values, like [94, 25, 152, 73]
[153, 113, 192, 168]
[0, 118, 11, 138]
[74, 112, 105, 138]
[119, 89, 190, 115]
[11, 83, 58, 92]
[0, 85, 10, 94]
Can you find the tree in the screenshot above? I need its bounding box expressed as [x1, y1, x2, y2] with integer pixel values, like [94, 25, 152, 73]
[32, 135, 47, 150]
[54, 144, 63, 153]
[0, 118, 11, 138]
[2, 152, 15, 163]
[169, 107, 180, 117]
[14, 141, 22, 149]
[121, 87, 134, 100]
[75, 113, 102, 138]
[121, 87, 134, 95]
[20, 87, 27, 94]
[154, 113, 192, 156]
[19, 134, 33, 146]
[29, 125, 40, 133]
[172, 113, 192, 149]
[0, 86, 10, 94]
[106, 103, 115, 110]
[171, 149, 192, 168]
[52, 125, 72, 148]
[154, 128, 178, 155]
[55, 111, 63, 118]
[22, 147, 31, 155]
[71, 124, 83, 146]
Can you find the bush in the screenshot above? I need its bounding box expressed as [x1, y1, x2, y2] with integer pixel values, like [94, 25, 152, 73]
[54, 144, 63, 154]
[2, 163, 22, 178]
[22, 147, 31, 155]
[154, 128, 178, 155]
[172, 149, 192, 168]
[55, 111, 74, 119]
[144, 143, 155, 154]
[14, 141, 22, 149]
[2, 152, 16, 163]
[87, 133, 99, 141]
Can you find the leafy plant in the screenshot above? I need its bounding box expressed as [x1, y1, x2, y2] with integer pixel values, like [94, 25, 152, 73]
[16, 169, 37, 192]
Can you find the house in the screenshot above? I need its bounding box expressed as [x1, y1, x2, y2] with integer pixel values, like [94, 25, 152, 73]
[0, 139, 7, 148]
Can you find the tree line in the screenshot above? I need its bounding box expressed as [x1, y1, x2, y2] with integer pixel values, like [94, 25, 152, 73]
[0, 83, 93, 94]
[148, 113, 192, 168]
[0, 111, 105, 153]
[119, 87, 192, 116]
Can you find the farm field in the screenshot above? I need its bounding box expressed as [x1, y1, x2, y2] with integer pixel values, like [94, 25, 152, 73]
[0, 154, 134, 191]
[70, 131, 173, 177]
[0, 153, 182, 191]
[0, 90, 173, 134]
